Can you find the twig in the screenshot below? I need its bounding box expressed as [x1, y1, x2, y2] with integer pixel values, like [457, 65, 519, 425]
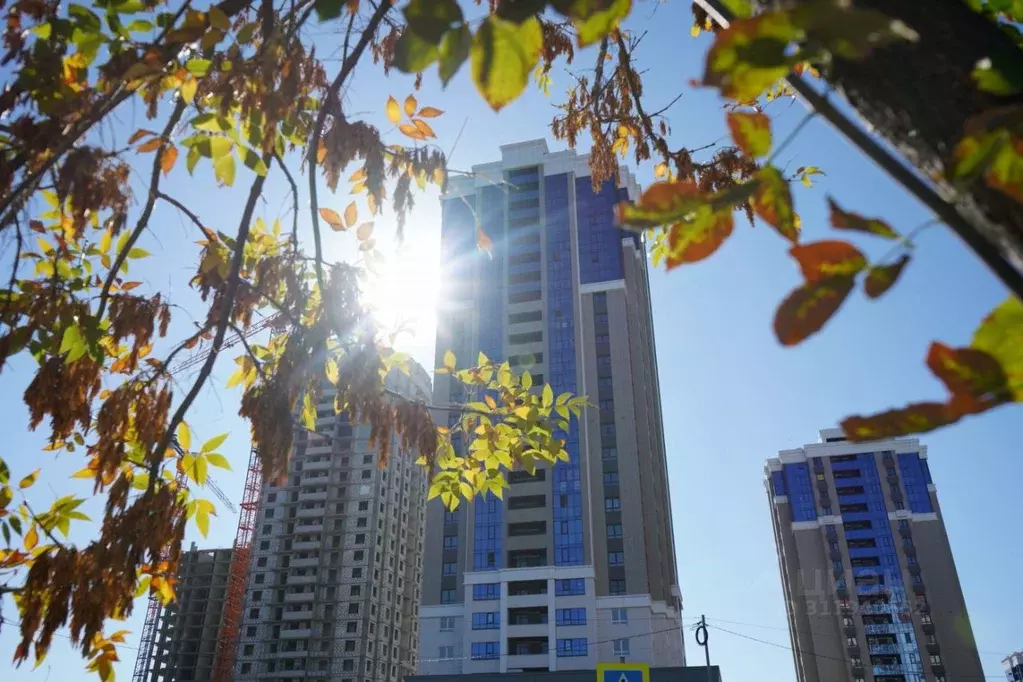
[157, 192, 205, 233]
[766, 109, 817, 166]
[273, 152, 301, 251]
[146, 151, 274, 495]
[228, 322, 269, 382]
[0, 219, 23, 325]
[307, 0, 394, 292]
[97, 100, 188, 321]
[22, 499, 65, 550]
[877, 218, 941, 264]
[614, 32, 669, 160]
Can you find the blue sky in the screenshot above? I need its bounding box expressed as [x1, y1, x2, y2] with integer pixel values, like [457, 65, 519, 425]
[1, 1, 1020, 680]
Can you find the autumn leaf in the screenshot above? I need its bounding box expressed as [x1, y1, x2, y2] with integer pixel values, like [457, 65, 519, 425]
[19, 470, 39, 489]
[864, 254, 910, 299]
[571, 0, 632, 46]
[703, 12, 801, 101]
[344, 202, 358, 227]
[616, 181, 703, 229]
[774, 276, 855, 346]
[412, 118, 436, 138]
[399, 123, 427, 140]
[24, 525, 38, 551]
[418, 106, 444, 118]
[665, 209, 734, 267]
[841, 402, 958, 442]
[828, 197, 899, 239]
[137, 138, 163, 153]
[160, 145, 178, 176]
[404, 94, 418, 116]
[356, 222, 374, 241]
[386, 96, 401, 124]
[727, 111, 772, 157]
[797, 165, 826, 187]
[789, 241, 867, 282]
[127, 129, 157, 145]
[319, 208, 345, 231]
[752, 167, 798, 243]
[926, 342, 1011, 413]
[476, 225, 494, 255]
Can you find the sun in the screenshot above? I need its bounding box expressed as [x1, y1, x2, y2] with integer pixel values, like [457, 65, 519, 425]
[360, 244, 441, 351]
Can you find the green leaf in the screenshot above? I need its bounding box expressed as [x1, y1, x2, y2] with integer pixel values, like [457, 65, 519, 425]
[59, 325, 89, 363]
[972, 296, 1023, 401]
[393, 29, 440, 73]
[215, 153, 236, 186]
[193, 113, 231, 133]
[790, 3, 918, 60]
[32, 22, 52, 39]
[185, 58, 211, 76]
[127, 247, 150, 259]
[565, 0, 632, 47]
[827, 197, 899, 239]
[403, 0, 463, 43]
[201, 433, 229, 453]
[542, 384, 553, 408]
[242, 148, 268, 176]
[702, 12, 801, 101]
[126, 19, 153, 32]
[972, 57, 1023, 96]
[470, 16, 543, 111]
[719, 0, 754, 19]
[206, 453, 231, 470]
[186, 144, 202, 173]
[438, 24, 471, 84]
[727, 111, 772, 157]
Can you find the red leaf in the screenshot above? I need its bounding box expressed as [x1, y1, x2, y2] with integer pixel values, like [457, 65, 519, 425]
[666, 209, 734, 267]
[773, 275, 854, 346]
[789, 240, 866, 283]
[841, 402, 959, 442]
[864, 254, 910, 299]
[926, 342, 1010, 410]
[828, 197, 899, 239]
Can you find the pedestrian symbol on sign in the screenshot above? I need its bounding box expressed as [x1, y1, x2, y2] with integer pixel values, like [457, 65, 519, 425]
[597, 662, 649, 682]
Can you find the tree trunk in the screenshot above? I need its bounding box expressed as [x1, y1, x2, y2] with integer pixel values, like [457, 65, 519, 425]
[823, 0, 1023, 276]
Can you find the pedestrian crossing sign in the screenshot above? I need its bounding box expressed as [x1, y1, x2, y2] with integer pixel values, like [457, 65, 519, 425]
[597, 662, 650, 682]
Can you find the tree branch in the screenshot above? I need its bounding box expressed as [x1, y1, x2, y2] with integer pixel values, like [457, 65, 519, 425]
[228, 322, 269, 382]
[157, 192, 206, 234]
[273, 152, 301, 251]
[307, 0, 393, 291]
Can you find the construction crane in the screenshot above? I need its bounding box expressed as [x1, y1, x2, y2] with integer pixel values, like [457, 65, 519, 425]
[132, 314, 280, 681]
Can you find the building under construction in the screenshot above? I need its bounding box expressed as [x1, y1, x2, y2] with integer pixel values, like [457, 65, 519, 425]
[134, 362, 434, 682]
[132, 543, 233, 681]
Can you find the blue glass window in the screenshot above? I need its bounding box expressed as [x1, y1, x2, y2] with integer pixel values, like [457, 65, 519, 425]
[556, 638, 588, 657]
[608, 551, 625, 565]
[556, 608, 587, 626]
[473, 494, 501, 570]
[470, 642, 500, 660]
[472, 612, 500, 630]
[555, 578, 585, 596]
[440, 589, 456, 604]
[772, 471, 786, 496]
[472, 583, 500, 601]
[783, 462, 817, 522]
[443, 535, 457, 549]
[576, 177, 627, 284]
[897, 453, 934, 514]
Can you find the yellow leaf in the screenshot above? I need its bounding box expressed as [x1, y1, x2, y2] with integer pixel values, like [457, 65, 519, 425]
[319, 207, 345, 231]
[412, 119, 436, 139]
[356, 222, 374, 241]
[404, 94, 418, 117]
[177, 422, 191, 451]
[444, 349, 456, 372]
[24, 525, 38, 551]
[399, 123, 427, 140]
[19, 470, 39, 489]
[180, 77, 197, 104]
[326, 357, 339, 385]
[344, 202, 358, 227]
[349, 167, 367, 183]
[484, 395, 497, 410]
[386, 95, 401, 124]
[417, 106, 444, 118]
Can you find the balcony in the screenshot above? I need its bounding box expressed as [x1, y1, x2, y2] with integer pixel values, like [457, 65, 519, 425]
[305, 445, 332, 457]
[508, 607, 548, 626]
[864, 624, 897, 635]
[298, 491, 328, 503]
[282, 610, 313, 621]
[507, 580, 546, 597]
[290, 557, 319, 568]
[293, 540, 321, 551]
[873, 664, 909, 676]
[507, 637, 548, 656]
[295, 521, 324, 533]
[286, 574, 317, 585]
[304, 459, 331, 471]
[280, 628, 313, 639]
[296, 507, 324, 519]
[508, 549, 547, 569]
[869, 643, 901, 656]
[284, 591, 315, 602]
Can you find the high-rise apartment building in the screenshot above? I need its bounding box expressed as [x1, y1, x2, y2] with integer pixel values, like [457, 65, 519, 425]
[765, 429, 984, 682]
[233, 364, 433, 682]
[419, 140, 683, 674]
[134, 544, 233, 682]
[1005, 651, 1023, 682]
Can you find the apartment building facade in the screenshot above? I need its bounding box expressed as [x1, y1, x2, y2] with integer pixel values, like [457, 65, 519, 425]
[134, 543, 233, 682]
[419, 140, 684, 674]
[766, 429, 984, 682]
[233, 364, 433, 682]
[1005, 651, 1023, 682]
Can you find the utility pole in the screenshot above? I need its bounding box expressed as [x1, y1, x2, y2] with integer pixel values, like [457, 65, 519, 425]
[694, 615, 712, 682]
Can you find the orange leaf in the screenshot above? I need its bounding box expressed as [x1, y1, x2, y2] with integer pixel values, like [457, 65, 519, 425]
[349, 167, 367, 183]
[773, 276, 854, 346]
[752, 167, 797, 243]
[726, 111, 772, 157]
[616, 181, 703, 229]
[160, 144, 179, 176]
[417, 106, 444, 118]
[128, 129, 157, 145]
[319, 208, 345, 231]
[476, 225, 493, 255]
[344, 202, 358, 227]
[926, 342, 1010, 411]
[789, 241, 866, 283]
[828, 197, 899, 239]
[841, 402, 959, 442]
[404, 94, 418, 117]
[316, 142, 327, 165]
[386, 96, 401, 124]
[137, 138, 163, 153]
[412, 118, 436, 138]
[356, 222, 374, 241]
[121, 281, 142, 291]
[864, 254, 910, 299]
[399, 123, 427, 140]
[666, 209, 733, 267]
